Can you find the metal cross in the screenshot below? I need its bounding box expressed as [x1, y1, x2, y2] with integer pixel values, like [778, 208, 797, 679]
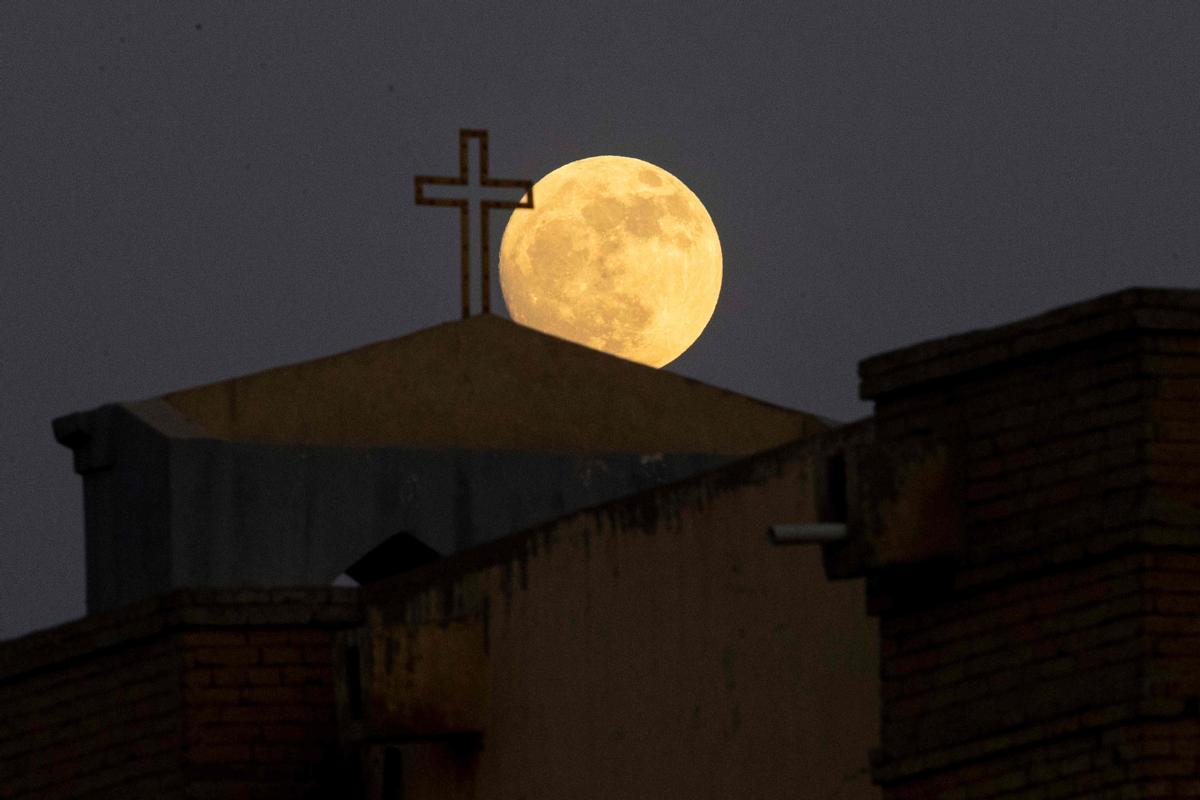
[414, 129, 534, 318]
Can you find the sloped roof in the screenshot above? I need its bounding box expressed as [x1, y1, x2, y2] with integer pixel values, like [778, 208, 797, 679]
[162, 314, 825, 454]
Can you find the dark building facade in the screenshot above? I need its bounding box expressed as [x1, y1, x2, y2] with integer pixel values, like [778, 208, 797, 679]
[3, 288, 1198, 799]
[51, 313, 824, 614]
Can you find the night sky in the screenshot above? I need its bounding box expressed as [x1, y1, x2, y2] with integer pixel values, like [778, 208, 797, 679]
[4, 3, 1200, 638]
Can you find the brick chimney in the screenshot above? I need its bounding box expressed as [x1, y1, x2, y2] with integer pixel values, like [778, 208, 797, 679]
[823, 288, 1200, 798]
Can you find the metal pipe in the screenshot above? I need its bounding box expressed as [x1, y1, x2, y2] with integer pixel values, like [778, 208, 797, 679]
[768, 523, 848, 544]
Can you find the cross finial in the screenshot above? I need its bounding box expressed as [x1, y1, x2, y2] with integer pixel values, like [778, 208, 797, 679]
[414, 129, 534, 319]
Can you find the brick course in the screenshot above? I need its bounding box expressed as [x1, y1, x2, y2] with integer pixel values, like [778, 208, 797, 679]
[0, 588, 360, 799]
[850, 289, 1200, 799]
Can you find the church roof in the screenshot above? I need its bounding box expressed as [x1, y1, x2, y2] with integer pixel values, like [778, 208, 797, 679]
[161, 314, 827, 455]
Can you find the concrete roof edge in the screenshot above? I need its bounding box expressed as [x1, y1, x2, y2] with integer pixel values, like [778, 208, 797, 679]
[120, 398, 209, 438]
[858, 286, 1200, 399]
[361, 417, 874, 614]
[156, 313, 819, 422]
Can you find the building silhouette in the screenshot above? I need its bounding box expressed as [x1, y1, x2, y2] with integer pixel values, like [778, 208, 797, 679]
[2, 287, 1198, 798]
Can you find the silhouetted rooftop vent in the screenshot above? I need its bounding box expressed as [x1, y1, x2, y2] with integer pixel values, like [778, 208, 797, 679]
[343, 532, 443, 586]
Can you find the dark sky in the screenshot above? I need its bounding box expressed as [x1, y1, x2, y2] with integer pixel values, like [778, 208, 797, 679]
[3, 2, 1200, 639]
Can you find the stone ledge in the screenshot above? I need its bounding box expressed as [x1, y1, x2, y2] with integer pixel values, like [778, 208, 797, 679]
[859, 288, 1200, 400]
[0, 587, 362, 684]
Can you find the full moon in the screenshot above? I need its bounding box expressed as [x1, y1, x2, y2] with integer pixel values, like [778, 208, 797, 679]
[498, 156, 722, 368]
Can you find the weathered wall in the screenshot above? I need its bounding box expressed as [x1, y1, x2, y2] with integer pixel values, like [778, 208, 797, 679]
[0, 589, 360, 799]
[58, 403, 731, 613]
[165, 436, 730, 584]
[352, 432, 880, 800]
[838, 288, 1200, 799]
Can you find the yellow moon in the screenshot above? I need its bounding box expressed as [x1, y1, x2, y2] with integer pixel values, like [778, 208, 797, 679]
[498, 156, 722, 368]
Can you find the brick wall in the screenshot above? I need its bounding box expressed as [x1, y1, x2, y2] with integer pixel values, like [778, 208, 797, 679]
[840, 289, 1200, 799]
[0, 588, 360, 800]
[0, 635, 181, 798]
